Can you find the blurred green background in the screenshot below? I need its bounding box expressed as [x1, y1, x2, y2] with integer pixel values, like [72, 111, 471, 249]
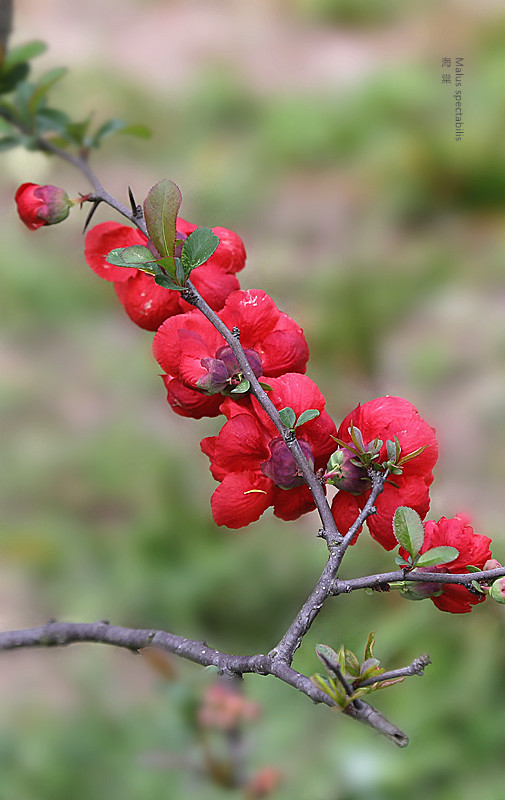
[2, 0, 505, 797]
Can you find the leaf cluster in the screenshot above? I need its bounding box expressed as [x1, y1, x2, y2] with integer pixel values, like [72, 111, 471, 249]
[392, 507, 458, 569]
[310, 634, 404, 710]
[106, 180, 220, 290]
[0, 40, 149, 153]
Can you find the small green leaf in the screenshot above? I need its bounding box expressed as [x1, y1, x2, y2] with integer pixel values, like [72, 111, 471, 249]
[181, 227, 220, 274]
[231, 379, 251, 394]
[364, 632, 376, 662]
[154, 273, 185, 291]
[143, 179, 182, 259]
[315, 643, 341, 675]
[415, 546, 459, 568]
[119, 123, 151, 139]
[344, 649, 360, 677]
[28, 67, 67, 115]
[34, 107, 72, 136]
[0, 63, 29, 94]
[295, 409, 320, 428]
[3, 41, 47, 73]
[393, 506, 425, 558]
[106, 245, 157, 271]
[395, 555, 411, 567]
[466, 565, 481, 573]
[0, 135, 20, 151]
[259, 382, 273, 391]
[279, 407, 296, 429]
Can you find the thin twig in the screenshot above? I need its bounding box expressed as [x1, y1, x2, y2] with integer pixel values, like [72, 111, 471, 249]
[0, 620, 409, 745]
[333, 565, 505, 595]
[358, 654, 431, 688]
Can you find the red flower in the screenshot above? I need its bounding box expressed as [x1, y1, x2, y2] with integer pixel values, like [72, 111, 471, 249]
[200, 374, 337, 528]
[153, 289, 309, 418]
[84, 220, 246, 330]
[330, 396, 438, 550]
[15, 183, 72, 230]
[400, 514, 493, 613]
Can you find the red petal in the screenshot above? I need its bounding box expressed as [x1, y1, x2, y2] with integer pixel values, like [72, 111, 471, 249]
[273, 485, 316, 521]
[85, 222, 147, 283]
[114, 272, 182, 330]
[207, 226, 246, 274]
[162, 376, 223, 419]
[431, 585, 485, 614]
[221, 290, 279, 343]
[211, 413, 270, 472]
[331, 491, 365, 543]
[367, 476, 432, 551]
[260, 329, 309, 377]
[210, 472, 273, 528]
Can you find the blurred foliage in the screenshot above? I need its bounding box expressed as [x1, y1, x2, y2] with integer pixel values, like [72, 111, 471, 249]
[2, 0, 505, 798]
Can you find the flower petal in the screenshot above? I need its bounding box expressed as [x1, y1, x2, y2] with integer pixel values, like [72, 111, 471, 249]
[210, 472, 273, 528]
[85, 222, 147, 283]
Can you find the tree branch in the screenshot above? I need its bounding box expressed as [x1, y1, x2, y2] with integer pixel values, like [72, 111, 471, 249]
[270, 477, 388, 664]
[0, 620, 409, 746]
[333, 565, 505, 595]
[358, 654, 431, 688]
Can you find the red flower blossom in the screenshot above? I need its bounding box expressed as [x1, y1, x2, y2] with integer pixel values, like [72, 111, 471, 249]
[330, 396, 438, 550]
[400, 514, 493, 613]
[15, 182, 72, 230]
[84, 219, 246, 330]
[153, 289, 310, 418]
[200, 374, 337, 528]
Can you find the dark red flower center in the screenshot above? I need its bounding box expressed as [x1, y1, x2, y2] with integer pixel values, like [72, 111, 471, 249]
[197, 346, 262, 395]
[260, 437, 314, 489]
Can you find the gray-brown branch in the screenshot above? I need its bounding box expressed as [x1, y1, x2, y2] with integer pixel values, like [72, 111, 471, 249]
[0, 620, 409, 746]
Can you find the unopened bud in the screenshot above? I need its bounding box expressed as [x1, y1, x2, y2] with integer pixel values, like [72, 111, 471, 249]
[489, 577, 505, 604]
[325, 447, 367, 494]
[15, 183, 72, 230]
[484, 559, 502, 571]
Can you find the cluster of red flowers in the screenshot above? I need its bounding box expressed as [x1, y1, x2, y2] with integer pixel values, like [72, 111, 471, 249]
[15, 185, 498, 613]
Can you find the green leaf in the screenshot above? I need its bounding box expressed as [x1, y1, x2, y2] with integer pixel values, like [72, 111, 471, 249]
[181, 227, 220, 274]
[344, 649, 360, 678]
[466, 565, 481, 573]
[63, 115, 93, 145]
[3, 41, 47, 73]
[105, 245, 157, 272]
[415, 546, 459, 568]
[0, 135, 20, 151]
[259, 382, 273, 391]
[395, 555, 411, 567]
[392, 506, 425, 558]
[364, 632, 376, 662]
[175, 257, 185, 285]
[0, 63, 29, 94]
[279, 407, 296, 429]
[231, 379, 250, 394]
[143, 179, 182, 259]
[295, 409, 320, 428]
[28, 67, 68, 115]
[118, 123, 151, 139]
[315, 643, 341, 675]
[34, 107, 71, 136]
[154, 273, 185, 291]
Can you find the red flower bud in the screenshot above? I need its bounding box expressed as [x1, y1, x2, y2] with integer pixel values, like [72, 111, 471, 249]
[15, 183, 71, 230]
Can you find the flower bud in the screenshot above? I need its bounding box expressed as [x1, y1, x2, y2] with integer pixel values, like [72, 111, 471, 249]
[484, 559, 502, 571]
[325, 447, 367, 494]
[489, 577, 505, 604]
[399, 566, 444, 601]
[15, 182, 72, 230]
[261, 437, 314, 489]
